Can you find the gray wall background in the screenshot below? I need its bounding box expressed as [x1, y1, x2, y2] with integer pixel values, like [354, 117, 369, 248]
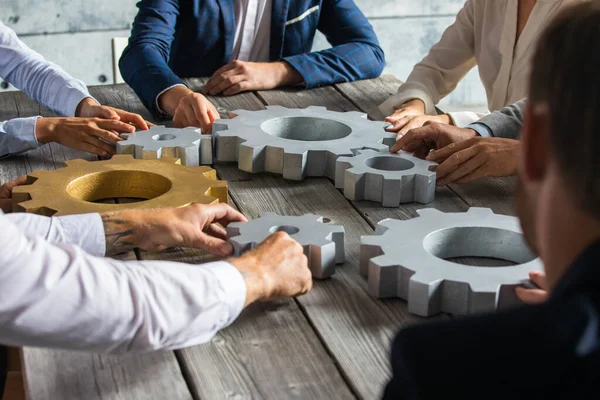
[0, 0, 487, 110]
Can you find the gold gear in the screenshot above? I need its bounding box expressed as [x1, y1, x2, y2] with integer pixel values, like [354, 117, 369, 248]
[12, 155, 228, 216]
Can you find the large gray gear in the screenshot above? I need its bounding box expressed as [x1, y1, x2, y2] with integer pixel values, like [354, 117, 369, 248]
[335, 149, 438, 206]
[227, 212, 345, 279]
[116, 126, 213, 166]
[360, 208, 543, 316]
[213, 106, 395, 180]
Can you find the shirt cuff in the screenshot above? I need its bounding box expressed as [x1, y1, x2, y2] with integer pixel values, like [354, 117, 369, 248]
[56, 213, 106, 257]
[378, 83, 436, 117]
[0, 116, 41, 158]
[446, 111, 483, 128]
[200, 261, 246, 327]
[468, 122, 493, 137]
[154, 84, 188, 118]
[64, 89, 97, 118]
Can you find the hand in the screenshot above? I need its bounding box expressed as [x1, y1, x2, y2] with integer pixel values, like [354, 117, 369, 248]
[159, 86, 220, 133]
[100, 203, 248, 256]
[515, 271, 548, 304]
[0, 176, 27, 213]
[76, 97, 153, 131]
[35, 117, 137, 156]
[428, 137, 520, 186]
[202, 60, 302, 96]
[386, 103, 453, 137]
[228, 231, 312, 307]
[391, 122, 478, 158]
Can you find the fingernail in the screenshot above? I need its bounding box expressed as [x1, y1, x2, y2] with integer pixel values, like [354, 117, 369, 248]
[220, 242, 233, 255]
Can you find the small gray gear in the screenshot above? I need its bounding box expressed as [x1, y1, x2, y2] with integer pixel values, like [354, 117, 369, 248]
[116, 126, 212, 166]
[213, 106, 395, 180]
[360, 208, 543, 316]
[227, 212, 345, 279]
[335, 149, 437, 206]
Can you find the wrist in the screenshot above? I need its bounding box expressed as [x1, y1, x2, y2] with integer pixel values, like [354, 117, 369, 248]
[228, 255, 270, 307]
[403, 99, 426, 114]
[159, 85, 193, 116]
[274, 61, 303, 87]
[34, 117, 57, 144]
[75, 97, 99, 117]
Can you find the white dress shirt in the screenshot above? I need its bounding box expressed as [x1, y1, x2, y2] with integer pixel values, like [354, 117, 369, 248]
[0, 211, 246, 352]
[0, 21, 94, 157]
[379, 0, 581, 127]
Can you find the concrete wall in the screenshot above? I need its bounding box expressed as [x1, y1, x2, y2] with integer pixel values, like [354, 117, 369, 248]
[0, 0, 487, 109]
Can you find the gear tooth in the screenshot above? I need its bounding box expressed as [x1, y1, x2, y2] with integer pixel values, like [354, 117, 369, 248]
[467, 207, 496, 217]
[416, 208, 443, 217]
[226, 223, 244, 238]
[306, 106, 327, 112]
[109, 154, 136, 163]
[468, 281, 501, 294]
[265, 105, 287, 111]
[344, 111, 368, 119]
[259, 211, 280, 219]
[64, 158, 90, 167]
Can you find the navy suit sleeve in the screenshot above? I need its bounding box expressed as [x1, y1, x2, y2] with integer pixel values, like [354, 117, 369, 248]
[119, 0, 184, 116]
[383, 299, 592, 399]
[283, 0, 385, 88]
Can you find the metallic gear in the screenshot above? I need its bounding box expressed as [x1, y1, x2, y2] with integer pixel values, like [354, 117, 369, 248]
[360, 208, 543, 316]
[335, 149, 437, 206]
[227, 212, 345, 279]
[116, 125, 213, 166]
[213, 106, 394, 180]
[12, 155, 227, 216]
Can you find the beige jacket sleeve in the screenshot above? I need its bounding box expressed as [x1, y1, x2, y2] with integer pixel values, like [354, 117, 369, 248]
[379, 0, 478, 117]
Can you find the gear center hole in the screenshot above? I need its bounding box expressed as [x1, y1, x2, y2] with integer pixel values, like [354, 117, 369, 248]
[67, 171, 172, 203]
[365, 156, 415, 171]
[261, 117, 352, 141]
[152, 134, 177, 141]
[423, 227, 536, 267]
[269, 225, 300, 235]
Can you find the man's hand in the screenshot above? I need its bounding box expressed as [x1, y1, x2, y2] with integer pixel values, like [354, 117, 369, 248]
[76, 97, 153, 131]
[427, 137, 520, 186]
[391, 122, 478, 158]
[202, 60, 303, 96]
[0, 176, 27, 213]
[158, 86, 220, 133]
[228, 231, 312, 306]
[35, 117, 138, 156]
[100, 203, 247, 256]
[515, 271, 548, 304]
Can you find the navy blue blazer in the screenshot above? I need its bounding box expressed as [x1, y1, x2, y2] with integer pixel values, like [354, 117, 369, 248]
[383, 240, 600, 399]
[119, 0, 385, 115]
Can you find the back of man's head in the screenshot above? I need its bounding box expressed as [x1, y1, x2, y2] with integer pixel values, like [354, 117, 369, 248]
[529, 1, 600, 220]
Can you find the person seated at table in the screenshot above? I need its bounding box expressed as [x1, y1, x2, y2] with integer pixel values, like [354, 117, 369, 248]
[384, 3, 600, 398]
[118, 0, 385, 132]
[380, 0, 581, 136]
[0, 196, 312, 397]
[0, 21, 150, 159]
[391, 100, 525, 185]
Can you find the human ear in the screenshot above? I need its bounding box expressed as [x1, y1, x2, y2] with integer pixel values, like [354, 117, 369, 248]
[520, 103, 550, 182]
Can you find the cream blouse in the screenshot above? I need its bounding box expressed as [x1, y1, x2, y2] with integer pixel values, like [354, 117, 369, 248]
[379, 0, 583, 127]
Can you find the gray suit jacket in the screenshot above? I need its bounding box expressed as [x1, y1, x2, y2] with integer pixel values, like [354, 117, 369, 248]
[470, 99, 526, 139]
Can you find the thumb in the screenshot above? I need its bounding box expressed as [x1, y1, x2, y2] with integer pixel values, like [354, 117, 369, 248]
[193, 233, 234, 256]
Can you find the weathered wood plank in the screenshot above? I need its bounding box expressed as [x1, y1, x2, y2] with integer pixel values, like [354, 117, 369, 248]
[129, 83, 356, 399]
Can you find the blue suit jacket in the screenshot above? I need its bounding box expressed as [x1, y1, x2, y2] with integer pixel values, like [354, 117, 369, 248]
[119, 0, 385, 115]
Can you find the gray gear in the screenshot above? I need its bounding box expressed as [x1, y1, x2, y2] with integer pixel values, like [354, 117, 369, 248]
[227, 212, 345, 279]
[116, 126, 212, 166]
[335, 149, 437, 206]
[213, 106, 395, 180]
[360, 207, 543, 316]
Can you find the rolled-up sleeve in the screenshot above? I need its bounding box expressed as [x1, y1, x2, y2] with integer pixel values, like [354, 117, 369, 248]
[0, 213, 246, 353]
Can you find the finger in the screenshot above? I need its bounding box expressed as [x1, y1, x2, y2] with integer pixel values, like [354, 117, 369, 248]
[391, 124, 440, 153]
[413, 144, 431, 160]
[529, 271, 548, 290]
[0, 175, 28, 197]
[189, 98, 213, 132]
[437, 154, 486, 186]
[427, 139, 474, 162]
[398, 118, 427, 137]
[223, 81, 249, 96]
[192, 233, 234, 256]
[436, 147, 481, 182]
[113, 109, 150, 130]
[182, 105, 201, 128]
[0, 199, 12, 213]
[74, 141, 111, 157]
[204, 63, 238, 93]
[209, 70, 243, 95]
[94, 105, 120, 120]
[515, 287, 548, 305]
[96, 119, 136, 134]
[83, 136, 116, 155]
[205, 223, 227, 240]
[89, 128, 123, 145]
[173, 107, 192, 128]
[207, 203, 247, 226]
[385, 116, 412, 134]
[453, 165, 491, 184]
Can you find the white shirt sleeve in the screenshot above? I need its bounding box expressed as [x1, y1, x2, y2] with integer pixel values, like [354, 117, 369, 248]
[0, 20, 97, 157]
[0, 213, 246, 353]
[379, 0, 478, 117]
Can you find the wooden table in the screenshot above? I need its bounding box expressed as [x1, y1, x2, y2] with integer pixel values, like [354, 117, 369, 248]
[0, 76, 516, 400]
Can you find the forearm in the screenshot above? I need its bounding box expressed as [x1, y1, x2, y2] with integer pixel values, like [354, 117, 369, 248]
[475, 99, 527, 139]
